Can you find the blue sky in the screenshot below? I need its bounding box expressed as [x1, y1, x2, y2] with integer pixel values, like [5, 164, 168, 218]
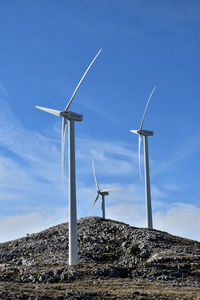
[0, 0, 200, 242]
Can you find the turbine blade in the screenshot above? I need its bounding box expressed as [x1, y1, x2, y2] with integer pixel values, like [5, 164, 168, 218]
[138, 134, 142, 181]
[89, 193, 100, 215]
[65, 49, 102, 111]
[35, 106, 61, 117]
[92, 160, 100, 191]
[101, 188, 123, 192]
[130, 130, 139, 135]
[139, 86, 156, 130]
[61, 117, 67, 184]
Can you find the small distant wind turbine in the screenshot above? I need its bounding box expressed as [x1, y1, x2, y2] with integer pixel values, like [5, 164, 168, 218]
[35, 49, 102, 265]
[89, 161, 121, 219]
[130, 86, 156, 230]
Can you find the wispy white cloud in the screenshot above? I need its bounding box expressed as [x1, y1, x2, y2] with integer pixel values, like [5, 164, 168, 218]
[0, 99, 66, 209]
[0, 83, 8, 96]
[162, 183, 181, 192]
[79, 100, 124, 129]
[154, 203, 200, 241]
[0, 207, 67, 243]
[0, 99, 59, 166]
[152, 134, 200, 177]
[76, 137, 138, 177]
[107, 203, 146, 228]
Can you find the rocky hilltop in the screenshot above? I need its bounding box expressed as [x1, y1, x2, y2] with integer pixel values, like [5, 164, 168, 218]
[0, 217, 200, 299]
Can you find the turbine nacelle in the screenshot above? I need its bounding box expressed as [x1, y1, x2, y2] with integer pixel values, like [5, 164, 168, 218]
[130, 129, 154, 136]
[60, 111, 83, 121]
[99, 191, 109, 196]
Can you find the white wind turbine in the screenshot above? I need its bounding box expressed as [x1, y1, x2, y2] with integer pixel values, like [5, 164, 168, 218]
[35, 49, 102, 265]
[89, 161, 121, 219]
[130, 86, 156, 230]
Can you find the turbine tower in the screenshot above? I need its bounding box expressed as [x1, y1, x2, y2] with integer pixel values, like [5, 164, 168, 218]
[89, 161, 121, 219]
[35, 49, 102, 265]
[130, 86, 156, 230]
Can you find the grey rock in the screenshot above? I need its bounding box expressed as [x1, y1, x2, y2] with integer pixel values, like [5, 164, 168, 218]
[0, 217, 199, 298]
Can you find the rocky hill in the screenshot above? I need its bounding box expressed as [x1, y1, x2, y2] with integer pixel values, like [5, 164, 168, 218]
[0, 217, 200, 299]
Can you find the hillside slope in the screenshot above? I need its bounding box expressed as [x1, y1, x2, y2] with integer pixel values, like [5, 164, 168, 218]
[0, 217, 200, 299]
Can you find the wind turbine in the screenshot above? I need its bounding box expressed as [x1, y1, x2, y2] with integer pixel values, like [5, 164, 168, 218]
[130, 86, 156, 230]
[89, 160, 121, 219]
[35, 49, 102, 265]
